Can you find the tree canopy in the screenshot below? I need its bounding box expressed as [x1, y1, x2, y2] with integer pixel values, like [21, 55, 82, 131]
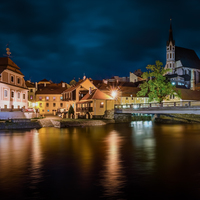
[136, 60, 181, 103]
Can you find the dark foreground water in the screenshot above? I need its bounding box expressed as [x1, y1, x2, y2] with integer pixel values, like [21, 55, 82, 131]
[1, 122, 200, 199]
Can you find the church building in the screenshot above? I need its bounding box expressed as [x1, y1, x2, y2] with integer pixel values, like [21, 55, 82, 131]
[165, 20, 200, 90]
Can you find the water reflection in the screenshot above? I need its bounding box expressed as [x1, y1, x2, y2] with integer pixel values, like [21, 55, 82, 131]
[101, 130, 125, 197]
[130, 121, 155, 173]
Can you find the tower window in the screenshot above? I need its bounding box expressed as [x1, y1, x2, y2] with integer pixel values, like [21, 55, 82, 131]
[170, 53, 171, 58]
[170, 45, 171, 50]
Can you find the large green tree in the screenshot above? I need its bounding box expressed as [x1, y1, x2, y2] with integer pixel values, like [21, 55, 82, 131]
[137, 60, 181, 103]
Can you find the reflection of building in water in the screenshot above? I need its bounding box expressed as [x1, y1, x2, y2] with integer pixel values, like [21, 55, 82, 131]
[131, 121, 155, 173]
[30, 129, 43, 186]
[101, 131, 125, 197]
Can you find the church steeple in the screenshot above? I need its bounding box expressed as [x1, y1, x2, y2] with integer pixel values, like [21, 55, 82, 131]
[165, 19, 176, 74]
[167, 19, 175, 46]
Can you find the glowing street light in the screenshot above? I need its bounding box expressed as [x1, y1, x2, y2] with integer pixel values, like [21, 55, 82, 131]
[111, 90, 117, 99]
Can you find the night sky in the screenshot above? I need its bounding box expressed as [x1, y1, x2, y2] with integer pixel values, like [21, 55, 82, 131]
[1, 0, 200, 83]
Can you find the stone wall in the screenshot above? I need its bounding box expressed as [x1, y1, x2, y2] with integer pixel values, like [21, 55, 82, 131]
[104, 109, 114, 119]
[114, 113, 132, 123]
[0, 121, 41, 129]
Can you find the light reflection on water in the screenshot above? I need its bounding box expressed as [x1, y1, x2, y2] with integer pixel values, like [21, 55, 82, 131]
[100, 130, 125, 197]
[1, 123, 200, 199]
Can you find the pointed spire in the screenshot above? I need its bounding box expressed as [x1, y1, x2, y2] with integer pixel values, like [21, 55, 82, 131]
[167, 19, 175, 46]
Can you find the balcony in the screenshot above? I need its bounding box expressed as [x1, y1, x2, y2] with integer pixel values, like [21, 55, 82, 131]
[76, 107, 93, 112]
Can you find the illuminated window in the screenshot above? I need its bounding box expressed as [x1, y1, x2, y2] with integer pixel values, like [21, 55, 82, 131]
[46, 96, 49, 101]
[39, 96, 42, 100]
[60, 96, 63, 100]
[30, 95, 33, 100]
[100, 102, 104, 108]
[53, 97, 56, 101]
[4, 90, 7, 97]
[18, 92, 20, 99]
[23, 94, 25, 99]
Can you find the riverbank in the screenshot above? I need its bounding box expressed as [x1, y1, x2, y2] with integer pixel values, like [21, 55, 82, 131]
[0, 117, 116, 130]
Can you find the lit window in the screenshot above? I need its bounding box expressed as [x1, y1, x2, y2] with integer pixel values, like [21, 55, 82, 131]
[4, 90, 7, 97]
[53, 97, 56, 100]
[39, 96, 42, 100]
[60, 96, 63, 100]
[23, 94, 25, 99]
[46, 96, 49, 101]
[100, 102, 104, 108]
[18, 92, 20, 99]
[30, 95, 33, 100]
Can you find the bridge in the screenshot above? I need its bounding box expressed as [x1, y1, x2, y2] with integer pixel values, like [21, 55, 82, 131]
[114, 101, 200, 114]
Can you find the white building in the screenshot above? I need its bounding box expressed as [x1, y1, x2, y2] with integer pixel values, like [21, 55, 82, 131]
[165, 20, 200, 89]
[0, 57, 28, 109]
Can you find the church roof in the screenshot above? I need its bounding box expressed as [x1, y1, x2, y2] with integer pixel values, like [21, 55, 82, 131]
[167, 20, 175, 46]
[175, 46, 200, 69]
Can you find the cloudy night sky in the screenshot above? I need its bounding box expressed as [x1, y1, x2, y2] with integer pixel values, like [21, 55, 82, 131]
[1, 0, 200, 83]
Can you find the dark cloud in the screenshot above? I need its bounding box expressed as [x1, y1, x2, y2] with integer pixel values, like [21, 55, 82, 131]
[0, 0, 200, 83]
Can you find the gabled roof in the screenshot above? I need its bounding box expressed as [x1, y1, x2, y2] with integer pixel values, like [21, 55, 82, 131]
[175, 46, 200, 69]
[80, 89, 113, 101]
[36, 83, 69, 94]
[176, 88, 200, 100]
[0, 57, 23, 75]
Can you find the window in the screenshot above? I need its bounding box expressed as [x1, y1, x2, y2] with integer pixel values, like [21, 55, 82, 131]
[30, 95, 33, 100]
[11, 91, 14, 98]
[4, 90, 7, 97]
[126, 97, 128, 100]
[17, 78, 20, 84]
[46, 103, 49, 107]
[60, 103, 63, 107]
[53, 103, 56, 107]
[11, 76, 14, 82]
[39, 96, 42, 100]
[23, 94, 25, 99]
[39, 103, 42, 107]
[18, 92, 20, 99]
[60, 96, 63, 100]
[53, 97, 56, 101]
[46, 96, 49, 101]
[131, 97, 133, 100]
[30, 89, 33, 92]
[100, 102, 104, 108]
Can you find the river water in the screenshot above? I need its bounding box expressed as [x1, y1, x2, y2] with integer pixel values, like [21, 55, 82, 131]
[1, 122, 200, 199]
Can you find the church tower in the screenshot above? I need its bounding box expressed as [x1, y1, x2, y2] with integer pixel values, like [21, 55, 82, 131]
[165, 19, 175, 74]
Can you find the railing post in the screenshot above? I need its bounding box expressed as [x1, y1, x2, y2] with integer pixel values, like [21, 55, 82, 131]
[174, 102, 176, 107]
[188, 101, 191, 107]
[149, 103, 151, 108]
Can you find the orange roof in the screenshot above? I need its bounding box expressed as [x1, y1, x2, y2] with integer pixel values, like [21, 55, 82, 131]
[81, 89, 113, 101]
[176, 88, 200, 100]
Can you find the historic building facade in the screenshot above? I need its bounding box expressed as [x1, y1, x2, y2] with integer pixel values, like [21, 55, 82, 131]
[0, 57, 28, 109]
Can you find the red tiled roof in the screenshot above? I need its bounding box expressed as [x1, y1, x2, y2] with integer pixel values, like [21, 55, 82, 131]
[36, 83, 69, 94]
[176, 88, 200, 100]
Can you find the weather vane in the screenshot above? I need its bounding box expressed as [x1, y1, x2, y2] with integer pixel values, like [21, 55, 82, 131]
[3, 43, 12, 57]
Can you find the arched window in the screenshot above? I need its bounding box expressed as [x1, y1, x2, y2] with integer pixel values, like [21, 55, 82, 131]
[170, 63, 171, 68]
[170, 45, 171, 50]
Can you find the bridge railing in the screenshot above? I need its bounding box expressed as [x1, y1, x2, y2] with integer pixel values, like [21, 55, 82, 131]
[114, 101, 200, 109]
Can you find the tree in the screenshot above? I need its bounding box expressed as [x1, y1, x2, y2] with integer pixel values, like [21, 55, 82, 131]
[136, 60, 181, 103]
[68, 105, 74, 118]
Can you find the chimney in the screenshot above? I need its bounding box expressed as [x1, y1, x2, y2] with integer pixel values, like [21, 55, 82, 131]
[190, 69, 195, 90]
[83, 75, 86, 80]
[35, 82, 38, 91]
[89, 87, 92, 95]
[62, 82, 65, 87]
